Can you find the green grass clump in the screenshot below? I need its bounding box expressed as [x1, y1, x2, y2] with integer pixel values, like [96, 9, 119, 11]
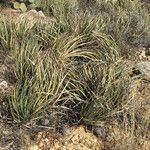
[66, 61, 137, 125]
[0, 15, 13, 51]
[0, 1, 149, 150]
[10, 52, 68, 122]
[79, 62, 135, 124]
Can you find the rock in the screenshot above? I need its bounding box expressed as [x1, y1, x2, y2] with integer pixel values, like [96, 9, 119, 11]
[36, 132, 43, 141]
[38, 11, 46, 18]
[139, 50, 147, 60]
[39, 141, 45, 148]
[28, 145, 39, 150]
[45, 138, 49, 143]
[140, 140, 150, 150]
[0, 79, 9, 96]
[132, 36, 150, 48]
[51, 126, 104, 150]
[29, 9, 37, 14]
[138, 47, 150, 60]
[39, 118, 49, 126]
[93, 126, 107, 140]
[62, 126, 71, 136]
[27, 9, 45, 19]
[136, 61, 150, 78]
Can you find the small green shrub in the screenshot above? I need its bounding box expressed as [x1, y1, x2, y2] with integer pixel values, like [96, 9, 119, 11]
[10, 52, 68, 122]
[67, 61, 137, 125]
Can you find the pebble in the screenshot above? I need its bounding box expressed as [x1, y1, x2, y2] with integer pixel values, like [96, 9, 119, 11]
[136, 61, 150, 77]
[40, 118, 49, 126]
[0, 80, 9, 95]
[45, 138, 49, 143]
[62, 126, 71, 136]
[28, 145, 39, 150]
[38, 11, 46, 18]
[39, 141, 44, 148]
[27, 9, 45, 18]
[93, 126, 107, 140]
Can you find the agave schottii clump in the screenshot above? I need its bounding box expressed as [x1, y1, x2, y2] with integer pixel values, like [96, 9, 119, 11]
[79, 61, 136, 124]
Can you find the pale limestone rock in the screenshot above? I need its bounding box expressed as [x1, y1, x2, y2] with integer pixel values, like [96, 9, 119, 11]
[136, 61, 150, 77]
[28, 145, 39, 150]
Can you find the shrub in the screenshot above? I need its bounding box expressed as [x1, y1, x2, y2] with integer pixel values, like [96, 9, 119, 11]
[9, 52, 68, 122]
[68, 61, 137, 125]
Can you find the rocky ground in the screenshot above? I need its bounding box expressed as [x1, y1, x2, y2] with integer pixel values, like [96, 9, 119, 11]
[0, 8, 150, 150]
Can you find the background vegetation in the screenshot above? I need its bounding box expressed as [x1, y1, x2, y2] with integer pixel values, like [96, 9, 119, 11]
[0, 0, 149, 149]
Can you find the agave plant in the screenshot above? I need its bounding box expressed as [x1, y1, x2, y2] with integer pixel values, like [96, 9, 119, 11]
[5, 0, 144, 127]
[9, 53, 68, 122]
[68, 61, 137, 125]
